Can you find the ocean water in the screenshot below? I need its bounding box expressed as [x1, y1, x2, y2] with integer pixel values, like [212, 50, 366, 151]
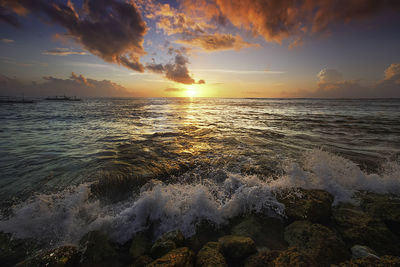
[0, 98, 400, 246]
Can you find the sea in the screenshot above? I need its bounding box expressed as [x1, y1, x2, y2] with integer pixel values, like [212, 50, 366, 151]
[0, 98, 399, 246]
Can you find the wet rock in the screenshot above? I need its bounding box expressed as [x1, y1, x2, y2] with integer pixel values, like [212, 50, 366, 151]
[15, 246, 80, 267]
[245, 248, 317, 267]
[79, 230, 117, 267]
[245, 250, 280, 267]
[147, 247, 195, 267]
[231, 215, 288, 250]
[187, 220, 225, 252]
[0, 232, 39, 267]
[196, 242, 227, 267]
[274, 248, 318, 267]
[351, 245, 379, 259]
[277, 188, 334, 224]
[131, 255, 153, 267]
[129, 231, 151, 260]
[150, 240, 176, 259]
[158, 230, 185, 247]
[361, 194, 400, 236]
[284, 220, 350, 266]
[332, 204, 400, 256]
[150, 230, 185, 258]
[334, 255, 400, 267]
[218, 235, 257, 262]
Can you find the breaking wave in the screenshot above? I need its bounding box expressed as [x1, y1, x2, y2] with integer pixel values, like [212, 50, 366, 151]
[0, 149, 399, 247]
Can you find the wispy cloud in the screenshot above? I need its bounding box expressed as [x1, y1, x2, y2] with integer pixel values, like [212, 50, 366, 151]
[165, 87, 184, 92]
[193, 69, 285, 74]
[42, 48, 87, 56]
[0, 38, 14, 43]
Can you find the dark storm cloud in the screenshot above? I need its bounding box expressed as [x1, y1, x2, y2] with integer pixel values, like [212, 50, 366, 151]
[0, 72, 133, 97]
[146, 51, 203, 85]
[0, 0, 147, 72]
[181, 0, 400, 45]
[164, 54, 195, 84]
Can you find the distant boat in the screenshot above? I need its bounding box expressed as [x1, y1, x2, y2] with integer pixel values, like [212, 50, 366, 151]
[45, 95, 81, 101]
[0, 96, 35, 104]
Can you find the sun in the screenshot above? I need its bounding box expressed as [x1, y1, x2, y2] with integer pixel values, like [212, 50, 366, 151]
[185, 85, 197, 97]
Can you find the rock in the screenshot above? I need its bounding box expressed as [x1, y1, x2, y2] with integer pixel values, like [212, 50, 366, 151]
[231, 215, 288, 250]
[274, 248, 318, 267]
[361, 194, 400, 236]
[335, 255, 400, 267]
[245, 248, 317, 267]
[79, 231, 117, 267]
[351, 245, 379, 259]
[158, 230, 185, 247]
[187, 220, 225, 252]
[129, 231, 151, 260]
[150, 240, 176, 259]
[147, 247, 195, 267]
[150, 230, 186, 258]
[284, 220, 350, 266]
[245, 250, 280, 267]
[218, 235, 257, 262]
[0, 232, 39, 267]
[15, 246, 80, 267]
[131, 255, 153, 267]
[332, 204, 400, 256]
[277, 188, 334, 224]
[196, 242, 227, 267]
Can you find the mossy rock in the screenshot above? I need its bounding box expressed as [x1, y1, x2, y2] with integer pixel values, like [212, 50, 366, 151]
[147, 247, 195, 267]
[360, 194, 400, 236]
[187, 220, 226, 252]
[245, 248, 317, 267]
[131, 255, 153, 267]
[129, 231, 151, 260]
[196, 242, 227, 267]
[0, 232, 40, 267]
[245, 250, 280, 267]
[15, 246, 80, 267]
[157, 230, 185, 247]
[151, 240, 176, 259]
[218, 235, 257, 262]
[284, 220, 350, 266]
[150, 230, 186, 258]
[79, 231, 117, 267]
[277, 188, 333, 224]
[231, 215, 288, 250]
[334, 255, 400, 267]
[332, 205, 400, 256]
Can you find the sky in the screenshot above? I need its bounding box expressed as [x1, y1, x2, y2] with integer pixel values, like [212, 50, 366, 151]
[0, 0, 400, 98]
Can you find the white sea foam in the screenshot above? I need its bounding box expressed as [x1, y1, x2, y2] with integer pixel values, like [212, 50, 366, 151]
[1, 149, 399, 246]
[270, 149, 400, 204]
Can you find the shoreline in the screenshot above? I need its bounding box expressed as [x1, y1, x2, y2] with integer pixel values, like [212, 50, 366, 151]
[2, 188, 400, 266]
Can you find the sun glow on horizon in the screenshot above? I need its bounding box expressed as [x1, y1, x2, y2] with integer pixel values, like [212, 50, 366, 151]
[184, 85, 197, 97]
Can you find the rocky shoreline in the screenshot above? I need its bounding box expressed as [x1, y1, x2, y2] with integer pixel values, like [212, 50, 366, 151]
[1, 188, 400, 266]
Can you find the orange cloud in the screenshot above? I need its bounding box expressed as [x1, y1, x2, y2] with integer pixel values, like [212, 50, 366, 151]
[181, 0, 400, 44]
[177, 33, 258, 51]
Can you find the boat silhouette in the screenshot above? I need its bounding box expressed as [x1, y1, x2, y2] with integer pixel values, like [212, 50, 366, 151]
[45, 95, 81, 101]
[0, 95, 35, 103]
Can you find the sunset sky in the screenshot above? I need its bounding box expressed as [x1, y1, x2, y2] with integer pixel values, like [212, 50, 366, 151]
[1, 0, 400, 98]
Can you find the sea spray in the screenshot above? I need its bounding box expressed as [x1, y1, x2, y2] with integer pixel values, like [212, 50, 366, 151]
[1, 149, 400, 247]
[270, 149, 400, 204]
